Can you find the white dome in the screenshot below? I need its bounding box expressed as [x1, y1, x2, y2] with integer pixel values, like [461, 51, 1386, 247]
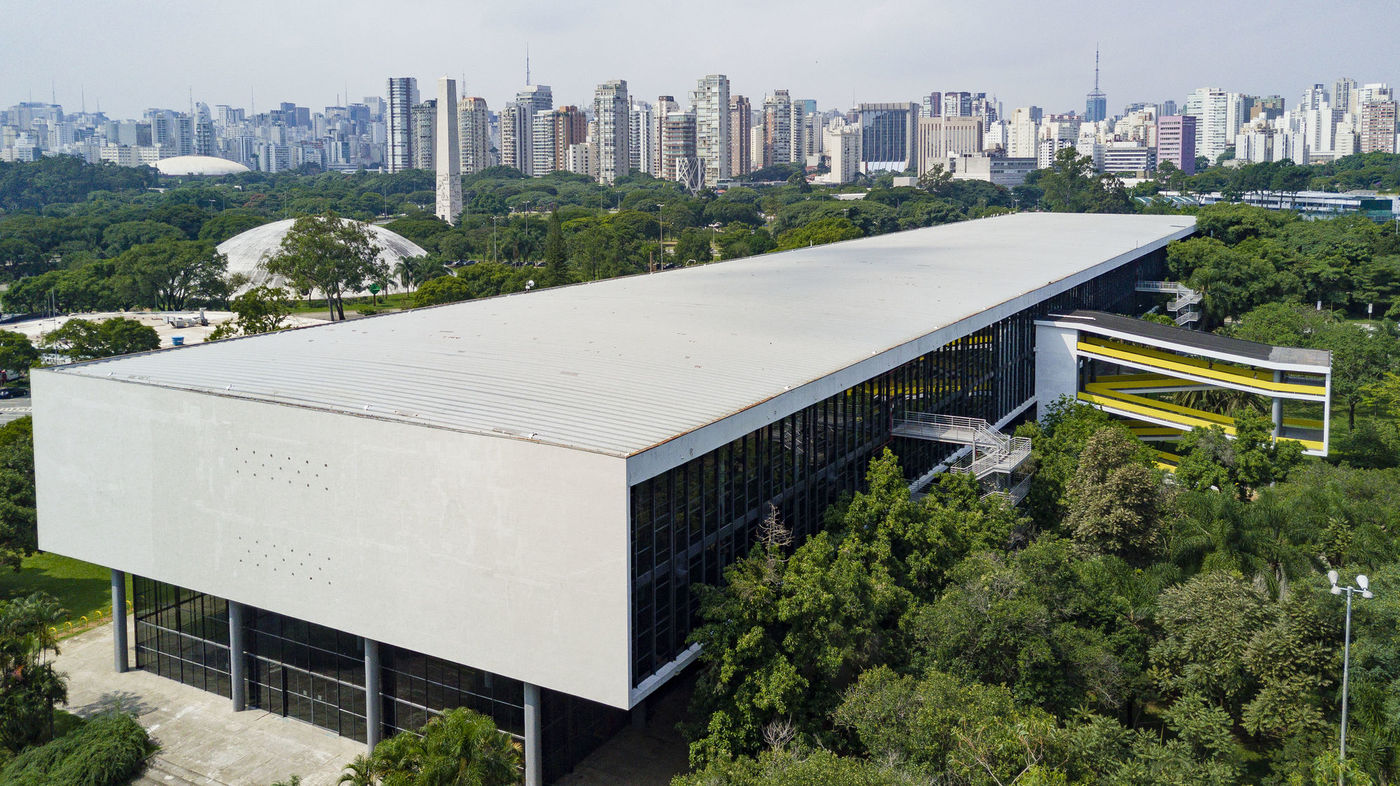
[155, 155, 251, 176]
[217, 218, 428, 295]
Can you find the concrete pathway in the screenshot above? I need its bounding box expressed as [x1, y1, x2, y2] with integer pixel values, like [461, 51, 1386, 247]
[54, 618, 364, 786]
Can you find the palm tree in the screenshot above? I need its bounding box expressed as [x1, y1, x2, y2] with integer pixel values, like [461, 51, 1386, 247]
[337, 754, 375, 786]
[1169, 491, 1263, 578]
[367, 707, 522, 786]
[394, 259, 417, 292]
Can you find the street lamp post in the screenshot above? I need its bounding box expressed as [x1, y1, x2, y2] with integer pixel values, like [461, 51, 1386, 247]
[1329, 569, 1375, 786]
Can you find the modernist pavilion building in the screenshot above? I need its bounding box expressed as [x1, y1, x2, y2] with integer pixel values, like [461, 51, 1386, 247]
[36, 213, 1201, 783]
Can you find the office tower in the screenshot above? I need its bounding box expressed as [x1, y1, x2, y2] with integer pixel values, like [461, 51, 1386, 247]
[1360, 101, 1397, 154]
[593, 80, 629, 184]
[762, 90, 793, 167]
[1300, 84, 1329, 112]
[661, 110, 698, 187]
[411, 99, 436, 170]
[1183, 87, 1230, 163]
[458, 97, 490, 175]
[971, 94, 999, 127]
[629, 100, 654, 175]
[386, 77, 418, 173]
[554, 106, 588, 174]
[654, 96, 678, 174]
[532, 110, 556, 176]
[1156, 115, 1197, 175]
[942, 92, 972, 117]
[858, 102, 918, 172]
[691, 75, 730, 185]
[728, 95, 751, 177]
[1251, 96, 1285, 122]
[435, 78, 462, 225]
[922, 92, 942, 118]
[501, 85, 552, 177]
[915, 115, 983, 174]
[1085, 48, 1107, 122]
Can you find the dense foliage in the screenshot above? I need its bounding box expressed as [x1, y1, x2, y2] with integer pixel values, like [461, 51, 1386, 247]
[336, 706, 521, 785]
[0, 591, 67, 755]
[0, 710, 154, 785]
[679, 403, 1400, 785]
[0, 417, 37, 572]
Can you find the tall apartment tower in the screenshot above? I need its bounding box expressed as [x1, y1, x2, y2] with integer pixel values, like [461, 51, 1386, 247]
[729, 95, 752, 177]
[762, 90, 793, 167]
[654, 96, 679, 174]
[1334, 77, 1358, 115]
[593, 80, 630, 184]
[435, 78, 462, 225]
[1183, 87, 1229, 163]
[942, 92, 973, 117]
[411, 99, 436, 171]
[554, 106, 588, 174]
[629, 100, 655, 175]
[661, 110, 699, 189]
[789, 100, 808, 165]
[532, 110, 557, 176]
[502, 85, 553, 176]
[1156, 115, 1197, 175]
[1359, 101, 1398, 154]
[691, 74, 731, 186]
[458, 97, 490, 175]
[1300, 84, 1329, 112]
[386, 77, 418, 173]
[922, 92, 942, 118]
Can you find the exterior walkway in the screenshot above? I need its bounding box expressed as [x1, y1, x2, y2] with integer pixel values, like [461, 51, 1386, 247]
[53, 618, 364, 786]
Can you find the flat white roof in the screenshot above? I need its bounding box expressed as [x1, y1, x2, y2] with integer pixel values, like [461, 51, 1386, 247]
[49, 212, 1195, 457]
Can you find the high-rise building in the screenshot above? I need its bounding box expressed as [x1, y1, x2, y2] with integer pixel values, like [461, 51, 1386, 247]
[1334, 77, 1358, 116]
[1359, 101, 1398, 154]
[762, 90, 793, 167]
[922, 92, 942, 118]
[593, 80, 629, 184]
[386, 77, 418, 173]
[1251, 96, 1285, 123]
[458, 97, 490, 175]
[915, 116, 983, 174]
[554, 106, 588, 175]
[1084, 48, 1107, 123]
[858, 102, 917, 172]
[532, 110, 556, 176]
[411, 99, 436, 171]
[789, 99, 808, 166]
[661, 110, 698, 187]
[942, 92, 972, 117]
[1157, 115, 1197, 175]
[691, 75, 730, 186]
[629, 100, 654, 175]
[436, 78, 462, 225]
[1300, 83, 1329, 112]
[729, 95, 751, 177]
[654, 96, 678, 175]
[1183, 87, 1230, 163]
[499, 103, 526, 174]
[823, 121, 862, 184]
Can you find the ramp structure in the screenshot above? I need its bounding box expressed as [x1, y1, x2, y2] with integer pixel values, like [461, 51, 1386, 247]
[1036, 311, 1332, 460]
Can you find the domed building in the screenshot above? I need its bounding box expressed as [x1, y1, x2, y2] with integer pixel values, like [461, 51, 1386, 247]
[216, 218, 428, 294]
[155, 155, 251, 176]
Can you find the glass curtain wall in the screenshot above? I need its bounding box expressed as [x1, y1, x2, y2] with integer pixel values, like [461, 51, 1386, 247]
[629, 252, 1157, 687]
[133, 575, 232, 698]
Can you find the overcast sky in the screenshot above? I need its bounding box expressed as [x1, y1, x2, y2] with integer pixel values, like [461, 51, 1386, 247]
[5, 0, 1398, 120]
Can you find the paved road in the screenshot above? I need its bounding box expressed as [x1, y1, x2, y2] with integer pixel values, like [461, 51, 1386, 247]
[0, 404, 30, 425]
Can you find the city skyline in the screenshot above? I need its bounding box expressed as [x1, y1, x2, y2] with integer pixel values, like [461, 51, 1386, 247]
[5, 0, 1398, 120]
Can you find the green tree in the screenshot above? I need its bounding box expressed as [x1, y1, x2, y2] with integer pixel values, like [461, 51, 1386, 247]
[1064, 428, 1165, 565]
[40, 317, 161, 361]
[262, 213, 385, 321]
[115, 237, 229, 310]
[0, 417, 36, 572]
[0, 592, 67, 753]
[673, 227, 714, 264]
[366, 706, 520, 786]
[207, 286, 293, 340]
[774, 217, 861, 251]
[1175, 413, 1303, 499]
[0, 331, 38, 376]
[412, 276, 474, 308]
[541, 211, 571, 287]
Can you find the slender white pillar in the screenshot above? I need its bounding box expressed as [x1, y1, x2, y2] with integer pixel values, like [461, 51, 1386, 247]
[228, 601, 247, 711]
[110, 569, 128, 673]
[1272, 370, 1284, 439]
[524, 682, 543, 786]
[365, 639, 382, 751]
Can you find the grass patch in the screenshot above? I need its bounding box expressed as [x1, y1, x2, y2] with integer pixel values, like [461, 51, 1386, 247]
[0, 553, 129, 636]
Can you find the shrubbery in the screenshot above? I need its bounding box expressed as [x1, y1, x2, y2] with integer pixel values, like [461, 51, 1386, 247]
[0, 711, 154, 786]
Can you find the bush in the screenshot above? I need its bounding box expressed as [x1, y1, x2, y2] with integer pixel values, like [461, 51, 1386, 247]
[1, 711, 155, 786]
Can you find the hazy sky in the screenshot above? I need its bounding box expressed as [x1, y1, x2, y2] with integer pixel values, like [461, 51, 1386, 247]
[5, 0, 1398, 120]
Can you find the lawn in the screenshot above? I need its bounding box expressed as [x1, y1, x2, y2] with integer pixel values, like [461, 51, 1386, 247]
[0, 552, 129, 637]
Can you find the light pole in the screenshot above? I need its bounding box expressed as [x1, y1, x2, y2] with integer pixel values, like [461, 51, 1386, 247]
[1329, 569, 1375, 785]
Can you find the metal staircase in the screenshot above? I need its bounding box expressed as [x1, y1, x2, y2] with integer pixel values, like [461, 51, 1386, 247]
[892, 413, 1032, 502]
[1136, 280, 1201, 326]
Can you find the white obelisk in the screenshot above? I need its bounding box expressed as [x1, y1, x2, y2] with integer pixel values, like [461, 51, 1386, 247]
[436, 77, 462, 225]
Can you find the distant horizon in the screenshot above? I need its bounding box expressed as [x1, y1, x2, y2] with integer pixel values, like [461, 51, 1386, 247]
[4, 0, 1397, 121]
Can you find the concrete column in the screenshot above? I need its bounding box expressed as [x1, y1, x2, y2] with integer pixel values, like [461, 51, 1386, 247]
[1272, 370, 1284, 439]
[524, 682, 543, 786]
[228, 601, 247, 711]
[364, 639, 382, 751]
[110, 569, 128, 673]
